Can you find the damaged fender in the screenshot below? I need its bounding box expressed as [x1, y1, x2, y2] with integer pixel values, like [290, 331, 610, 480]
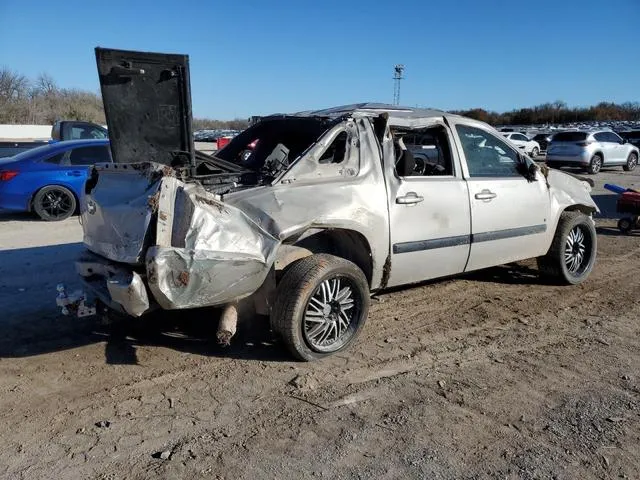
[146, 177, 280, 309]
[545, 168, 600, 216]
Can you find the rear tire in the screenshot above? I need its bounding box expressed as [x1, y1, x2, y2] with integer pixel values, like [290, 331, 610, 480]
[537, 211, 597, 285]
[618, 217, 634, 234]
[33, 185, 76, 221]
[270, 254, 370, 361]
[531, 147, 539, 158]
[587, 154, 602, 174]
[623, 152, 638, 172]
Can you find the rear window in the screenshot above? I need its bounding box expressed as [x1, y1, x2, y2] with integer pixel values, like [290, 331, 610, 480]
[552, 132, 588, 142]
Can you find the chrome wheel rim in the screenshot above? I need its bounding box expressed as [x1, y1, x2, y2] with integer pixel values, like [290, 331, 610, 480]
[303, 276, 359, 352]
[629, 155, 637, 169]
[41, 190, 73, 219]
[592, 157, 602, 172]
[564, 226, 590, 274]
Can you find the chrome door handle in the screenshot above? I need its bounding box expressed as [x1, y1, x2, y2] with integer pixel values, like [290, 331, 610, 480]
[396, 192, 424, 205]
[475, 189, 497, 201]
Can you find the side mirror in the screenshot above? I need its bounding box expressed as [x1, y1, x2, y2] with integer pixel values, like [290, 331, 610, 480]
[516, 155, 537, 182]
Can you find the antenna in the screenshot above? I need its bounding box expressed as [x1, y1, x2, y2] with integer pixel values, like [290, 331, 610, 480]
[393, 64, 404, 105]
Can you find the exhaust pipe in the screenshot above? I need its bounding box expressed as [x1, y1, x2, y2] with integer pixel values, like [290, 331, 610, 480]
[217, 302, 238, 346]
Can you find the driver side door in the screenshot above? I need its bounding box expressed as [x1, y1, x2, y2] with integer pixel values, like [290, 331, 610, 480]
[452, 122, 551, 272]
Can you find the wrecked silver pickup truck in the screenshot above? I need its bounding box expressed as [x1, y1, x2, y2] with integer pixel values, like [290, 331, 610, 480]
[65, 47, 599, 361]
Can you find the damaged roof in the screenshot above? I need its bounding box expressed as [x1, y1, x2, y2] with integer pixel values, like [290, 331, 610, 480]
[269, 103, 448, 120]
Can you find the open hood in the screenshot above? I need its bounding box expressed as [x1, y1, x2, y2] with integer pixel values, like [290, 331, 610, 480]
[95, 47, 194, 167]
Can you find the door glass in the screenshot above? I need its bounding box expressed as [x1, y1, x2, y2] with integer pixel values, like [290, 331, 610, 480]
[71, 126, 107, 140]
[68, 146, 111, 165]
[608, 132, 623, 144]
[456, 125, 520, 177]
[395, 125, 455, 177]
[41, 152, 66, 164]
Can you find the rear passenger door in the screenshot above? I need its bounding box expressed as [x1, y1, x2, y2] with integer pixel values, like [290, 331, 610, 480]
[594, 132, 620, 164]
[607, 132, 626, 163]
[387, 124, 471, 287]
[60, 144, 112, 189]
[451, 122, 551, 272]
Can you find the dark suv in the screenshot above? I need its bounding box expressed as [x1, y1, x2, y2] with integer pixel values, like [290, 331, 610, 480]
[532, 133, 553, 153]
[620, 130, 640, 150]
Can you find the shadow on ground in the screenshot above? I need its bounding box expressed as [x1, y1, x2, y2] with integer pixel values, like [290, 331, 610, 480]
[592, 194, 621, 219]
[462, 263, 542, 285]
[0, 303, 290, 365]
[0, 211, 40, 222]
[0, 242, 289, 364]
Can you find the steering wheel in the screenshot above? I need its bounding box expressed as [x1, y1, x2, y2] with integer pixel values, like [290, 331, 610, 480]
[412, 157, 426, 175]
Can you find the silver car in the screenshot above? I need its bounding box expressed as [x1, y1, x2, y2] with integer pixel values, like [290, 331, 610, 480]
[546, 130, 639, 174]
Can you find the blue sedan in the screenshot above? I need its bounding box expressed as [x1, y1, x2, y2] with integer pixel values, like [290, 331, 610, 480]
[0, 139, 112, 221]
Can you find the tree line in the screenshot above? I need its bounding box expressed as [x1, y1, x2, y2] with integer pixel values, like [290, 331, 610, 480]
[2, 67, 638, 128]
[451, 100, 640, 126]
[0, 67, 248, 130]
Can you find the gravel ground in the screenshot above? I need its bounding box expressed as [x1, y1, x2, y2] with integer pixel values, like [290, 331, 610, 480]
[0, 165, 639, 479]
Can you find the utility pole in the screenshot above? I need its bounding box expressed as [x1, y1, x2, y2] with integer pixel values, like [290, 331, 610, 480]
[393, 64, 404, 105]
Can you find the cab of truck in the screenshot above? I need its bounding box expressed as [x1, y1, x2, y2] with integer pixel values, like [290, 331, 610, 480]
[51, 120, 108, 142]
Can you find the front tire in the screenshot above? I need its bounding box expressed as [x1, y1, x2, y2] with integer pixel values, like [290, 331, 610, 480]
[586, 154, 602, 174]
[531, 147, 539, 158]
[270, 254, 370, 361]
[623, 152, 638, 172]
[33, 185, 76, 221]
[537, 211, 597, 285]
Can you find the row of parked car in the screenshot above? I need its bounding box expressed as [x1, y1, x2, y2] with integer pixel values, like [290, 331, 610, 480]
[2, 118, 639, 222]
[501, 129, 640, 175]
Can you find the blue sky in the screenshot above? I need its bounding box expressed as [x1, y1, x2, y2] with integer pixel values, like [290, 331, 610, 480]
[1, 0, 638, 119]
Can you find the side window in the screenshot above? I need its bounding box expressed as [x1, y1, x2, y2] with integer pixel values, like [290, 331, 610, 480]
[68, 146, 111, 165]
[394, 125, 454, 177]
[318, 131, 347, 164]
[41, 152, 66, 164]
[456, 125, 520, 177]
[70, 126, 107, 140]
[608, 132, 623, 143]
[594, 133, 608, 143]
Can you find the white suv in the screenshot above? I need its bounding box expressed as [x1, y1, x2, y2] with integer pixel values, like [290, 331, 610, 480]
[502, 132, 541, 157]
[546, 130, 640, 174]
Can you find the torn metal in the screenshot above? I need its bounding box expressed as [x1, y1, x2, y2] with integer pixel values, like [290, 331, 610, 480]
[545, 168, 600, 215]
[77, 112, 390, 317]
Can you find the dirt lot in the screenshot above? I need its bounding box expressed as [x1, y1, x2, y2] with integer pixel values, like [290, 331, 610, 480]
[0, 166, 639, 480]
